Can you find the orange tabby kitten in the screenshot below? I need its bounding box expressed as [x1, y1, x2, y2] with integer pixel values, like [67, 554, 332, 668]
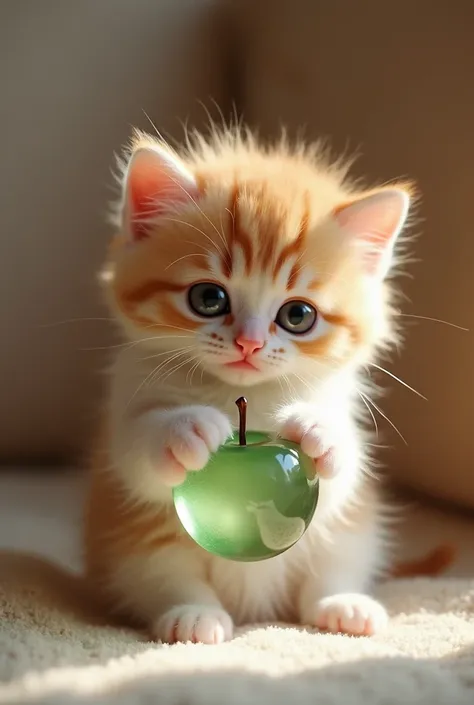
[84, 128, 414, 644]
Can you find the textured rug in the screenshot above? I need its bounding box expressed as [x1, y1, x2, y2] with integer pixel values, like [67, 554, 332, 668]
[1, 470, 474, 705]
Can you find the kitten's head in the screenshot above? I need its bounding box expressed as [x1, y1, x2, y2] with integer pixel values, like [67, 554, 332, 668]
[103, 130, 413, 388]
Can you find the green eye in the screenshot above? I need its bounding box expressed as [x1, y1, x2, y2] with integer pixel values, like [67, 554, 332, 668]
[188, 282, 230, 318]
[276, 300, 317, 334]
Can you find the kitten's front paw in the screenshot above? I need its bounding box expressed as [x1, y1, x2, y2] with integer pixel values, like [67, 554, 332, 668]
[304, 594, 388, 636]
[279, 416, 341, 479]
[155, 406, 232, 486]
[152, 605, 234, 644]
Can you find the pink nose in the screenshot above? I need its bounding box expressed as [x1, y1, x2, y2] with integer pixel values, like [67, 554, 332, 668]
[234, 335, 264, 356]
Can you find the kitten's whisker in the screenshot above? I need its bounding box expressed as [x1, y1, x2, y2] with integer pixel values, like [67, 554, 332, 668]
[282, 374, 298, 401]
[368, 363, 426, 400]
[396, 313, 469, 331]
[305, 356, 337, 377]
[156, 355, 198, 386]
[188, 362, 199, 386]
[276, 376, 285, 397]
[80, 340, 142, 352]
[83, 335, 192, 353]
[184, 354, 200, 384]
[292, 372, 317, 395]
[165, 175, 231, 262]
[143, 323, 196, 335]
[294, 361, 327, 390]
[165, 253, 209, 271]
[186, 358, 202, 386]
[359, 391, 407, 445]
[128, 349, 192, 406]
[360, 463, 378, 481]
[357, 390, 379, 437]
[218, 209, 232, 259]
[125, 359, 170, 409]
[286, 248, 308, 283]
[39, 317, 116, 328]
[147, 349, 194, 387]
[142, 211, 213, 246]
[160, 217, 227, 262]
[140, 345, 195, 362]
[183, 239, 214, 258]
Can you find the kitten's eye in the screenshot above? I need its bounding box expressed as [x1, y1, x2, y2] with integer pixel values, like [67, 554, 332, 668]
[188, 282, 230, 318]
[276, 300, 317, 334]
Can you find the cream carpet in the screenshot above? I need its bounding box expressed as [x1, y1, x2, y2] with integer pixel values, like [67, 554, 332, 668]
[1, 469, 474, 705]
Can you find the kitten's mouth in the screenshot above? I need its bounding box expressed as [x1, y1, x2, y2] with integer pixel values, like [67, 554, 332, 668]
[224, 359, 259, 372]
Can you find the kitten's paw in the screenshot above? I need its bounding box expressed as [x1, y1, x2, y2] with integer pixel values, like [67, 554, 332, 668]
[154, 406, 232, 487]
[279, 417, 340, 479]
[305, 593, 388, 636]
[152, 605, 234, 644]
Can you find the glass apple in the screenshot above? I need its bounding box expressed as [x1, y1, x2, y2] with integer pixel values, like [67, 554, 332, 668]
[173, 398, 319, 562]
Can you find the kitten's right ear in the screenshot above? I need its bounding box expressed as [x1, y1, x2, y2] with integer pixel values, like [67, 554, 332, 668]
[121, 145, 198, 241]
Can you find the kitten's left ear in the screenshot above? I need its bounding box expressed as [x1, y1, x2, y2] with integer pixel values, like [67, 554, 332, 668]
[333, 188, 410, 279]
[122, 144, 199, 241]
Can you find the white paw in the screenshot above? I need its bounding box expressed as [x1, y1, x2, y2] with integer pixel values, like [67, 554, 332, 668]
[153, 406, 232, 487]
[152, 605, 234, 644]
[307, 593, 388, 636]
[279, 416, 341, 479]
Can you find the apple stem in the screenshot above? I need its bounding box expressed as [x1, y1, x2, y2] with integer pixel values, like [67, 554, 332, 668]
[235, 396, 248, 446]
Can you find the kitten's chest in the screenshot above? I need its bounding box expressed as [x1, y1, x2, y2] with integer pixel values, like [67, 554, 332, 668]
[207, 550, 299, 624]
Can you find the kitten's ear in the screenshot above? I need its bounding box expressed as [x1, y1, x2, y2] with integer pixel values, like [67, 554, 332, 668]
[333, 188, 410, 278]
[122, 145, 198, 241]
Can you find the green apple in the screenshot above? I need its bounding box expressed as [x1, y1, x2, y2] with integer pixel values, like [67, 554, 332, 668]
[172, 398, 319, 562]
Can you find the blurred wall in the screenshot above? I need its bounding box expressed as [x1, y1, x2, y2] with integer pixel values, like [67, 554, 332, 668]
[0, 0, 230, 461]
[231, 0, 474, 508]
[2, 0, 474, 512]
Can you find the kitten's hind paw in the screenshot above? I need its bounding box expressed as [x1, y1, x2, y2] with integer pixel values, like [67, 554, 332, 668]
[151, 605, 234, 644]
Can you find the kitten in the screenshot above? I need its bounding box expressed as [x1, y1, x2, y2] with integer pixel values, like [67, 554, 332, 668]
[84, 128, 414, 644]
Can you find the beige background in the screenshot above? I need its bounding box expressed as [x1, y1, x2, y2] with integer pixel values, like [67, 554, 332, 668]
[1, 1, 473, 509]
[0, 0, 231, 461]
[230, 0, 474, 507]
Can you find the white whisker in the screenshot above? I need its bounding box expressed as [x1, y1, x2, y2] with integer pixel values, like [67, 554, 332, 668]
[144, 322, 196, 335]
[147, 349, 193, 388]
[82, 334, 192, 353]
[292, 372, 318, 395]
[360, 463, 378, 481]
[126, 349, 192, 408]
[140, 345, 195, 362]
[165, 253, 208, 270]
[397, 313, 469, 331]
[186, 358, 202, 386]
[166, 175, 231, 262]
[282, 374, 298, 401]
[357, 390, 379, 437]
[359, 390, 407, 445]
[161, 217, 227, 262]
[368, 363, 426, 400]
[276, 376, 285, 397]
[156, 355, 199, 386]
[39, 317, 116, 328]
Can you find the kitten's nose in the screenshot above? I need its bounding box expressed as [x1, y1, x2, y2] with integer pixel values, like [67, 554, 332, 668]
[234, 334, 264, 356]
